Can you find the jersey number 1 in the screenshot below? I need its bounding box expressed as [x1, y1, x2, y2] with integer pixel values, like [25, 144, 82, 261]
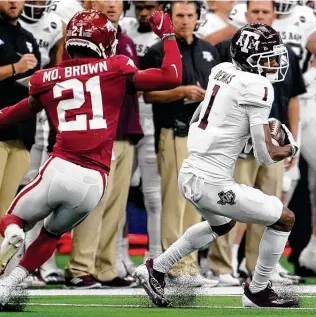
[198, 84, 220, 130]
[53, 76, 107, 132]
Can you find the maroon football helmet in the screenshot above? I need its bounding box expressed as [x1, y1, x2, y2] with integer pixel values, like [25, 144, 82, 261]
[66, 9, 118, 59]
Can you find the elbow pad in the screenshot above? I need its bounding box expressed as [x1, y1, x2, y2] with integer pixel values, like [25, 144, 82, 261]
[250, 124, 276, 166]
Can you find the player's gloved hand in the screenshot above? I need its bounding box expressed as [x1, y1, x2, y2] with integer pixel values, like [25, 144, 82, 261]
[281, 124, 299, 157]
[149, 11, 175, 40]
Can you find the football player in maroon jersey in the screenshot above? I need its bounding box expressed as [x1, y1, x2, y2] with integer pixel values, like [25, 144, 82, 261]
[0, 9, 181, 305]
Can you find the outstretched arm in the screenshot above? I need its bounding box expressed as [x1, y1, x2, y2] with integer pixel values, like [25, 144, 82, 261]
[0, 96, 42, 126]
[129, 12, 182, 91]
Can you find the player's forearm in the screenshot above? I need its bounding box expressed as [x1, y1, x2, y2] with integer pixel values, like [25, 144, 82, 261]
[251, 124, 291, 165]
[0, 98, 38, 125]
[267, 144, 293, 162]
[0, 64, 15, 81]
[288, 97, 299, 141]
[144, 86, 185, 104]
[133, 37, 182, 91]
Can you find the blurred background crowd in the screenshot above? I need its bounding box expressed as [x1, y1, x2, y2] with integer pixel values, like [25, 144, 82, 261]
[1, 0, 316, 289]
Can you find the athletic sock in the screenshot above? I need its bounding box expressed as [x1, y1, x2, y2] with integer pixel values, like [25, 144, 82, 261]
[153, 221, 218, 274]
[249, 227, 290, 293]
[19, 227, 60, 274]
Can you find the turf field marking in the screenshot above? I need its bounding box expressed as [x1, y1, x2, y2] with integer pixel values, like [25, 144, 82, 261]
[27, 303, 316, 310]
[28, 285, 316, 297]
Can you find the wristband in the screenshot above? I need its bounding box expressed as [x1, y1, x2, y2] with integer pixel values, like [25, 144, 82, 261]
[11, 64, 16, 77]
[291, 145, 298, 157]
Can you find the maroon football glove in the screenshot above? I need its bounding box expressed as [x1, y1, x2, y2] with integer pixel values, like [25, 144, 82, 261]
[149, 11, 175, 40]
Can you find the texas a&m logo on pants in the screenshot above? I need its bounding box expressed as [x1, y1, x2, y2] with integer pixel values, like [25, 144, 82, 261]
[217, 190, 236, 206]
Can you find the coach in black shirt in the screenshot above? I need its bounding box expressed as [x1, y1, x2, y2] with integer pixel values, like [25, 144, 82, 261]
[142, 1, 220, 284]
[0, 1, 40, 216]
[207, 0, 306, 281]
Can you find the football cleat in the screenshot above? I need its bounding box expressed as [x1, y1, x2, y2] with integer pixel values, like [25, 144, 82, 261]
[242, 281, 298, 308]
[299, 246, 316, 273]
[0, 225, 25, 276]
[0, 278, 14, 306]
[133, 258, 171, 307]
[275, 262, 302, 284]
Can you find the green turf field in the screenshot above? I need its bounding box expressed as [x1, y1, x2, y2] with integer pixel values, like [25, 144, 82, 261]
[11, 255, 312, 316]
[5, 293, 316, 317]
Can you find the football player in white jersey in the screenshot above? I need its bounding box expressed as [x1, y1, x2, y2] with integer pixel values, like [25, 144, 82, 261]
[270, 1, 316, 271]
[120, 1, 164, 261]
[134, 23, 300, 308]
[48, 0, 84, 25]
[292, 0, 316, 273]
[196, 0, 237, 39]
[17, 0, 65, 286]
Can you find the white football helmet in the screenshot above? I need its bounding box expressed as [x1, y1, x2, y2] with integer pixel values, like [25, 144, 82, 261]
[21, 0, 53, 22]
[275, 0, 297, 14]
[299, 0, 316, 12]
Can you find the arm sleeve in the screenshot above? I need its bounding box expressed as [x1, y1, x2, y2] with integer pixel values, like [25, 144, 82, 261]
[133, 39, 182, 91]
[245, 105, 275, 165]
[250, 124, 275, 165]
[29, 71, 51, 96]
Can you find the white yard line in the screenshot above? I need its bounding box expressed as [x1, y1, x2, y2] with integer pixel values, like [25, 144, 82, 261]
[28, 285, 316, 297]
[26, 303, 316, 310]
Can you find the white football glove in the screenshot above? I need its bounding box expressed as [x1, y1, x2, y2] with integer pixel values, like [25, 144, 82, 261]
[281, 124, 299, 157]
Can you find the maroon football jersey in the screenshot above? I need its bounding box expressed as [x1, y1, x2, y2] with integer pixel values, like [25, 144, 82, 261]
[29, 55, 138, 174]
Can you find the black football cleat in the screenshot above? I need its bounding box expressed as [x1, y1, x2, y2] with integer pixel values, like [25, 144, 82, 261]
[242, 281, 299, 308]
[133, 258, 171, 307]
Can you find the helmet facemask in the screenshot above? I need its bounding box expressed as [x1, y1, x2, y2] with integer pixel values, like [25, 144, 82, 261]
[22, 1, 52, 21]
[246, 44, 289, 83]
[275, 0, 297, 15]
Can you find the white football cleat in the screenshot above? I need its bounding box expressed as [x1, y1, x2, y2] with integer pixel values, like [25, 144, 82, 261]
[299, 247, 316, 273]
[0, 225, 25, 275]
[275, 262, 301, 283]
[0, 279, 13, 306]
[270, 268, 294, 285]
[217, 273, 240, 286]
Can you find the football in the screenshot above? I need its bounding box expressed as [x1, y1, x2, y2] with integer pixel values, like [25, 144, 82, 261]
[269, 118, 286, 146]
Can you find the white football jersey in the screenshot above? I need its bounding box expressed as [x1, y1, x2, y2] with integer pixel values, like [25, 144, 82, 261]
[184, 62, 274, 183]
[273, 5, 316, 70]
[120, 17, 160, 57]
[20, 12, 63, 68]
[120, 17, 160, 134]
[49, 0, 83, 24]
[196, 12, 228, 38]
